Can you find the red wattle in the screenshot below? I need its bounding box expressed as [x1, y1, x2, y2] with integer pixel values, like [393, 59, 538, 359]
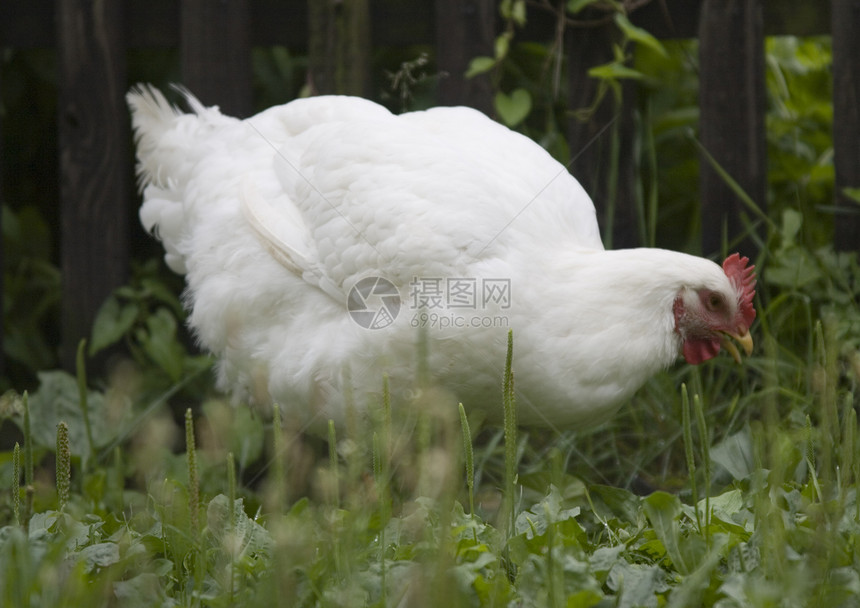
[683, 337, 721, 365]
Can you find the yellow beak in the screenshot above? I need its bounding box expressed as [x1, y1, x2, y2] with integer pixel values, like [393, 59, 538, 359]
[720, 330, 754, 364]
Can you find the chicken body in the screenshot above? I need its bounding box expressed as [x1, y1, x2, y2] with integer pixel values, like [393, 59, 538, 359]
[128, 88, 755, 430]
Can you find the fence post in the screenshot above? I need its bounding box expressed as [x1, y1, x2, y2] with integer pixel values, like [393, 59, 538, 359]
[308, 0, 371, 96]
[0, 67, 4, 378]
[567, 20, 638, 250]
[57, 0, 129, 372]
[831, 0, 860, 251]
[181, 0, 253, 116]
[698, 0, 767, 257]
[434, 0, 495, 113]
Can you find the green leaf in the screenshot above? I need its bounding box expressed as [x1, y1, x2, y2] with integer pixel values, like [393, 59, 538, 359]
[23, 371, 127, 451]
[511, 0, 526, 25]
[514, 485, 580, 537]
[766, 247, 823, 288]
[449, 551, 498, 590]
[842, 187, 860, 204]
[495, 88, 532, 127]
[588, 62, 645, 82]
[139, 308, 185, 381]
[567, 0, 599, 14]
[643, 491, 690, 574]
[589, 484, 640, 524]
[567, 589, 604, 608]
[89, 296, 139, 355]
[206, 494, 273, 557]
[614, 13, 667, 57]
[509, 485, 585, 565]
[606, 561, 669, 608]
[495, 33, 511, 60]
[711, 427, 755, 481]
[780, 208, 803, 246]
[702, 489, 748, 535]
[465, 56, 496, 78]
[113, 573, 176, 608]
[500, 0, 527, 23]
[589, 545, 624, 578]
[140, 277, 185, 316]
[77, 542, 120, 573]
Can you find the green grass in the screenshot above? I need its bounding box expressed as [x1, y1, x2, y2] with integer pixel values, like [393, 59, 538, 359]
[0, 272, 857, 607]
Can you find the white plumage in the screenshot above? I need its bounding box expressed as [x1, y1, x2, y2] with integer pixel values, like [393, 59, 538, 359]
[128, 86, 756, 431]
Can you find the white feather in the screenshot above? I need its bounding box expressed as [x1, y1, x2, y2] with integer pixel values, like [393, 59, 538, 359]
[240, 178, 311, 277]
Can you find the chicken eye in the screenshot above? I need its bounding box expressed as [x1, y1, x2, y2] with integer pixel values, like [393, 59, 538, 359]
[707, 293, 723, 311]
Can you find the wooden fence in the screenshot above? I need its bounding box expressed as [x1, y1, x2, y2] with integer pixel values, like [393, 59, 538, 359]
[0, 0, 858, 375]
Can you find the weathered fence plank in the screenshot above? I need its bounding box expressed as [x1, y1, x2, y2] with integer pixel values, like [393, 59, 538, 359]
[181, 0, 253, 116]
[56, 0, 129, 371]
[698, 0, 767, 257]
[567, 18, 638, 250]
[308, 0, 371, 97]
[0, 67, 4, 378]
[308, 0, 337, 94]
[831, 0, 860, 251]
[434, 0, 495, 113]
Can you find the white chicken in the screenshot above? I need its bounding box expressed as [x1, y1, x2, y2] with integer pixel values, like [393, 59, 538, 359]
[127, 86, 756, 431]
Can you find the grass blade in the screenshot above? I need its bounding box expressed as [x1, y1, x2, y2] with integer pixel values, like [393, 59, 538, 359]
[23, 391, 33, 488]
[693, 393, 711, 540]
[689, 131, 775, 230]
[56, 421, 70, 511]
[458, 402, 476, 518]
[681, 384, 701, 532]
[503, 329, 518, 535]
[76, 339, 95, 468]
[328, 419, 340, 508]
[12, 443, 20, 527]
[185, 408, 200, 540]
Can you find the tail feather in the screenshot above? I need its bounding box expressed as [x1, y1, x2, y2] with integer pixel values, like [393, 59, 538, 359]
[126, 84, 183, 190]
[127, 84, 217, 274]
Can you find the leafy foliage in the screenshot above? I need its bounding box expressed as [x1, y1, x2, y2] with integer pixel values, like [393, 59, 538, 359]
[2, 205, 61, 379]
[0, 352, 857, 607]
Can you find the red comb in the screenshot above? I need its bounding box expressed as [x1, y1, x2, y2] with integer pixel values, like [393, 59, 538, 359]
[722, 253, 756, 327]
